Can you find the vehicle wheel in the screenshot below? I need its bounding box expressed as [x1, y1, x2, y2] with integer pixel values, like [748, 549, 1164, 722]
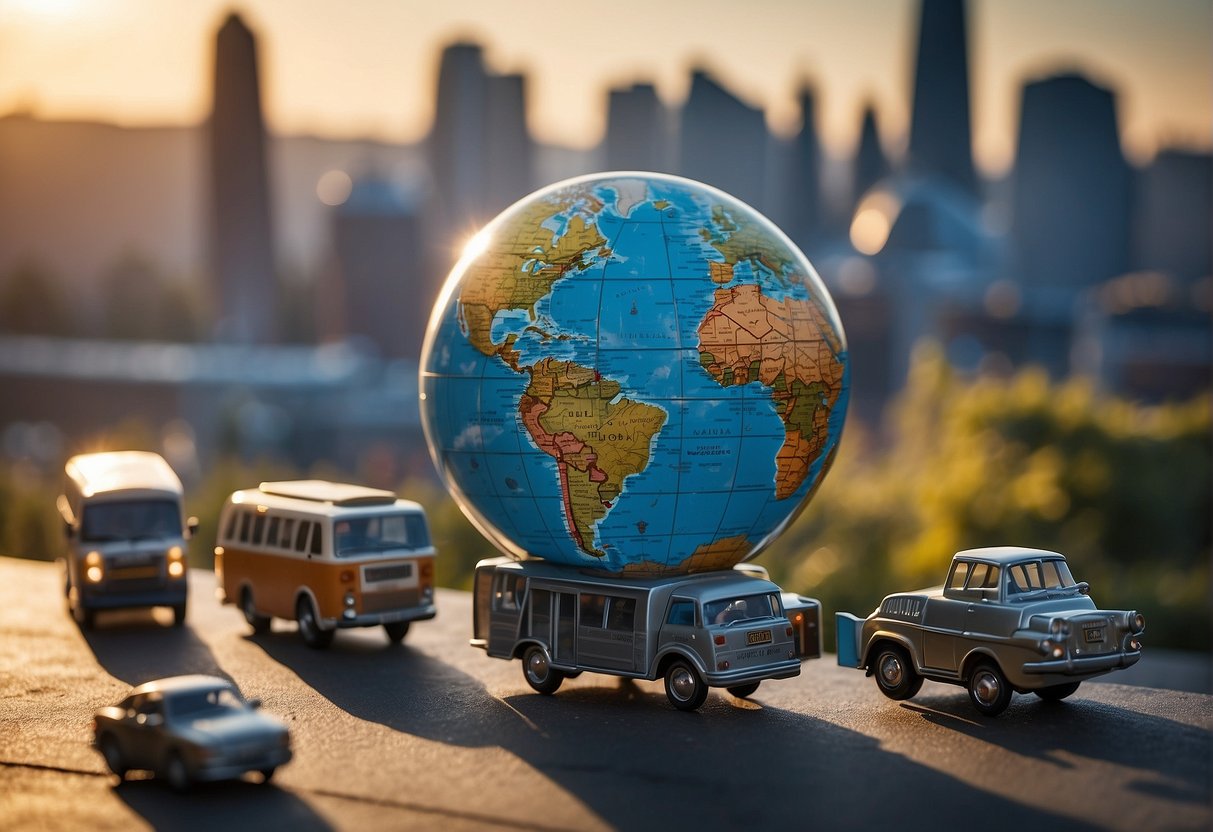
[872, 644, 923, 700]
[1035, 681, 1081, 702]
[172, 604, 187, 628]
[727, 682, 760, 698]
[296, 596, 334, 649]
[521, 645, 564, 695]
[98, 734, 127, 779]
[164, 751, 191, 792]
[664, 660, 708, 711]
[260, 767, 277, 783]
[968, 661, 1013, 717]
[241, 588, 271, 634]
[383, 621, 410, 644]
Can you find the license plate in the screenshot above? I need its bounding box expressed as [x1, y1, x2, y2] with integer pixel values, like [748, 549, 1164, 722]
[1084, 625, 1105, 644]
[746, 630, 772, 645]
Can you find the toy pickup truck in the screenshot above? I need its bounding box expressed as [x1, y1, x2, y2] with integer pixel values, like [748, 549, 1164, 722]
[837, 547, 1144, 716]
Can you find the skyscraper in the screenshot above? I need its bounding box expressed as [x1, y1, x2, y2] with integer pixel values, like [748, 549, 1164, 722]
[853, 104, 890, 208]
[786, 84, 823, 244]
[208, 13, 277, 343]
[605, 83, 669, 173]
[907, 0, 976, 192]
[483, 73, 533, 218]
[678, 69, 768, 211]
[429, 43, 490, 236]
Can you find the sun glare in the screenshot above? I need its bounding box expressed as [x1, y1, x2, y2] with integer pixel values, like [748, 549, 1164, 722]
[2, 0, 84, 22]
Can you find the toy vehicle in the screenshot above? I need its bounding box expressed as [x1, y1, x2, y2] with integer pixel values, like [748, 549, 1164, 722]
[214, 480, 436, 648]
[57, 451, 198, 629]
[472, 556, 821, 711]
[837, 547, 1145, 716]
[93, 675, 291, 791]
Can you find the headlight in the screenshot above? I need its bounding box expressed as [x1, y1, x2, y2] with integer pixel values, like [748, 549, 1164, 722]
[1049, 618, 1068, 637]
[85, 551, 103, 583]
[344, 592, 356, 608]
[422, 586, 434, 602]
[1131, 612, 1145, 633]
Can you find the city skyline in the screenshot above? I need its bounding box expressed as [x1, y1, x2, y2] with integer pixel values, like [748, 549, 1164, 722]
[0, 0, 1210, 174]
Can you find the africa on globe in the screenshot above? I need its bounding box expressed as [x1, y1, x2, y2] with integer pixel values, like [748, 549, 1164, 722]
[420, 172, 849, 576]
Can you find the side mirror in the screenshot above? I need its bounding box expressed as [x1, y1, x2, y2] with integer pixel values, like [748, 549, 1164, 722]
[1077, 582, 1090, 595]
[187, 517, 200, 537]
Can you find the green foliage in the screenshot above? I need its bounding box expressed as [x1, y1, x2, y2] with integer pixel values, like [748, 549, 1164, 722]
[0, 262, 75, 335]
[100, 253, 205, 341]
[760, 343, 1212, 650]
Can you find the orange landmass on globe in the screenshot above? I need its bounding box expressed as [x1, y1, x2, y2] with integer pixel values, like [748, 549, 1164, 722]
[519, 358, 667, 557]
[698, 283, 845, 499]
[614, 535, 754, 577]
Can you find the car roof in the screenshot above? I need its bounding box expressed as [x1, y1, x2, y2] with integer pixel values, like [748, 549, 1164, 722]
[227, 480, 424, 517]
[129, 675, 235, 698]
[65, 451, 184, 498]
[953, 546, 1066, 566]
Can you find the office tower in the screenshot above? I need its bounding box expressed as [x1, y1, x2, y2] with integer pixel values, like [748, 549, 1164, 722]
[853, 105, 890, 207]
[907, 0, 976, 192]
[1135, 149, 1212, 283]
[786, 84, 823, 243]
[1012, 73, 1133, 290]
[483, 73, 533, 217]
[677, 69, 768, 211]
[332, 176, 425, 358]
[209, 13, 277, 343]
[605, 83, 668, 173]
[429, 43, 490, 236]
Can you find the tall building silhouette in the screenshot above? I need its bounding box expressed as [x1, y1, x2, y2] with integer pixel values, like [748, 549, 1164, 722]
[907, 0, 976, 192]
[853, 104, 890, 208]
[1011, 73, 1132, 291]
[605, 83, 669, 173]
[209, 13, 277, 343]
[786, 84, 822, 244]
[678, 69, 768, 211]
[1134, 149, 1212, 283]
[429, 43, 490, 236]
[483, 73, 533, 217]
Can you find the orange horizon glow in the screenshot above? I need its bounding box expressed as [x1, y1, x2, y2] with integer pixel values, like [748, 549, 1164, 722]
[0, 0, 1209, 175]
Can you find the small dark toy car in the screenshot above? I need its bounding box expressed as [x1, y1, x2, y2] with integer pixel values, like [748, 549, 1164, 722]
[93, 675, 292, 790]
[837, 547, 1145, 716]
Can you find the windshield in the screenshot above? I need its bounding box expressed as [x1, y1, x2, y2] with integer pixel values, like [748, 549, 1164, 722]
[1005, 559, 1078, 598]
[81, 499, 182, 542]
[704, 593, 781, 626]
[167, 686, 245, 718]
[334, 513, 429, 558]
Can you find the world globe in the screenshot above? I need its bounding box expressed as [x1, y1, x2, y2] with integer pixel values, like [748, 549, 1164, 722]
[420, 172, 849, 576]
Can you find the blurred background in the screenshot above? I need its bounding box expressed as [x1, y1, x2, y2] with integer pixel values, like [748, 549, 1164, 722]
[0, 0, 1208, 650]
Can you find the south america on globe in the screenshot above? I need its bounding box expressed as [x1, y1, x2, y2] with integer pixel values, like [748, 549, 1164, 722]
[420, 172, 849, 576]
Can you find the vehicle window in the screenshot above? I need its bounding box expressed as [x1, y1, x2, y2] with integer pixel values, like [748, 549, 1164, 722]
[239, 511, 252, 543]
[493, 574, 524, 611]
[964, 563, 989, 589]
[607, 597, 636, 632]
[333, 514, 427, 557]
[667, 599, 695, 627]
[295, 521, 311, 552]
[132, 694, 163, 724]
[80, 499, 181, 542]
[1007, 562, 1043, 595]
[982, 566, 1001, 588]
[169, 686, 245, 717]
[948, 561, 971, 590]
[279, 518, 295, 549]
[224, 510, 237, 542]
[580, 594, 607, 628]
[252, 513, 266, 545]
[704, 593, 778, 625]
[266, 516, 280, 548]
[310, 524, 323, 555]
[1042, 560, 1077, 589]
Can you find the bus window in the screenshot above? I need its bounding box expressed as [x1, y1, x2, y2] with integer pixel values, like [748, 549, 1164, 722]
[494, 574, 524, 611]
[295, 521, 311, 552]
[252, 513, 266, 545]
[309, 524, 323, 556]
[238, 511, 252, 543]
[606, 597, 636, 632]
[266, 516, 280, 548]
[667, 599, 695, 627]
[580, 594, 607, 628]
[224, 510, 237, 542]
[279, 518, 295, 549]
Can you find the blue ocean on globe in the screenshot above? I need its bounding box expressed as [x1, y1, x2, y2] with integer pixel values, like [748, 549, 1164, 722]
[420, 172, 849, 576]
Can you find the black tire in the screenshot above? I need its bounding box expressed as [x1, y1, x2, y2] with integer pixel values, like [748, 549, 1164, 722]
[384, 621, 410, 644]
[1035, 681, 1081, 702]
[664, 659, 709, 711]
[968, 661, 1013, 717]
[172, 604, 187, 628]
[260, 767, 277, 784]
[98, 734, 127, 779]
[296, 596, 334, 649]
[727, 682, 760, 698]
[242, 588, 271, 634]
[164, 751, 191, 792]
[872, 644, 923, 700]
[521, 645, 564, 695]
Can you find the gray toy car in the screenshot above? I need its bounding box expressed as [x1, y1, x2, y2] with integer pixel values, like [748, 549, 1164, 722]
[93, 675, 292, 789]
[837, 547, 1144, 716]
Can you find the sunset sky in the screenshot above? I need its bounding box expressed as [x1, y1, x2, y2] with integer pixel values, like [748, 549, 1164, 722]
[0, 0, 1209, 174]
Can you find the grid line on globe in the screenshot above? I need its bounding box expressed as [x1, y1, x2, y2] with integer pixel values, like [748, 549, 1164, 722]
[420, 173, 849, 577]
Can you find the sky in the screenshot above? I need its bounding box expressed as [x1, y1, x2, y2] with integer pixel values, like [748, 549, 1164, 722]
[0, 0, 1209, 175]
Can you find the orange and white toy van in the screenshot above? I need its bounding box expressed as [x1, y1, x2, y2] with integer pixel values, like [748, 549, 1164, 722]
[214, 480, 436, 648]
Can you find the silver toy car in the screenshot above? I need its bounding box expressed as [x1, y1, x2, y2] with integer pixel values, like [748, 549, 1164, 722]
[837, 547, 1145, 716]
[93, 675, 292, 790]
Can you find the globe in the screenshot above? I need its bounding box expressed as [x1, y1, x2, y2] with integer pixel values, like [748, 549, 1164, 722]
[420, 172, 849, 576]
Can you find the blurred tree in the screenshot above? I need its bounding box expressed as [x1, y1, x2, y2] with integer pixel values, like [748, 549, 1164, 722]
[0, 262, 74, 335]
[760, 342, 1212, 650]
[101, 252, 203, 341]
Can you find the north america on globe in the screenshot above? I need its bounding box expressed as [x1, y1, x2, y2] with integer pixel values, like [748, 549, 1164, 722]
[420, 172, 849, 576]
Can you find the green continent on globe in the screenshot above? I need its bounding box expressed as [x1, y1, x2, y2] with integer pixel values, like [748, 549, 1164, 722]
[519, 358, 667, 557]
[698, 282, 846, 499]
[458, 191, 605, 357]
